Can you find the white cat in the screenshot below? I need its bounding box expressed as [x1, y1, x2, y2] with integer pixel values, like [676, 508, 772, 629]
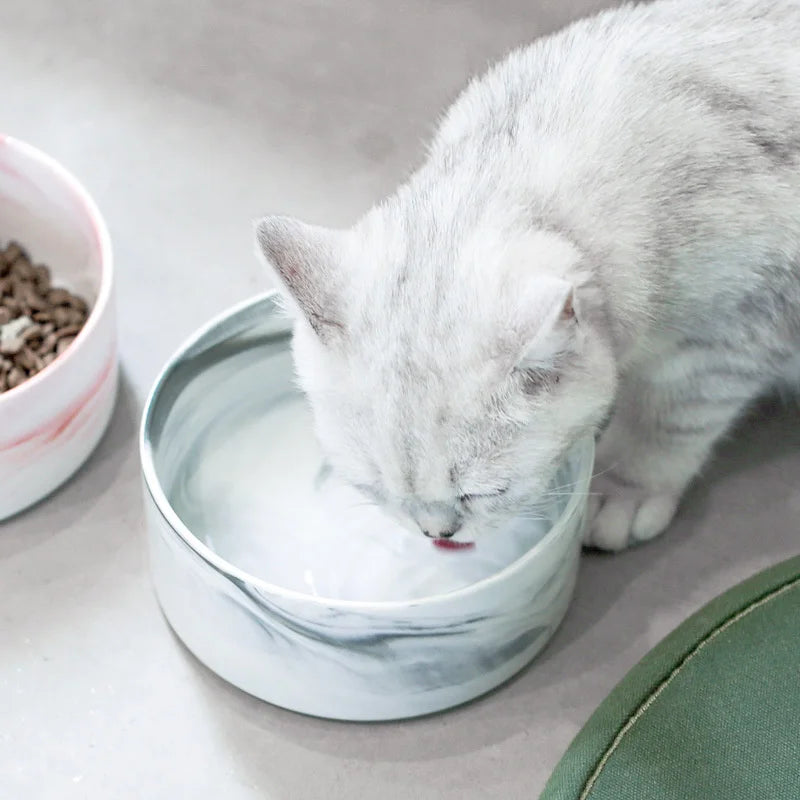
[256, 0, 800, 551]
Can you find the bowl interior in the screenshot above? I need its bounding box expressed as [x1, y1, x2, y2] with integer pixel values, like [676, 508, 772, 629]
[144, 295, 592, 605]
[0, 137, 103, 305]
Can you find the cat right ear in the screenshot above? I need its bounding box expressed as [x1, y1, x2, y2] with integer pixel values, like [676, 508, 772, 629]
[255, 215, 346, 343]
[512, 276, 578, 374]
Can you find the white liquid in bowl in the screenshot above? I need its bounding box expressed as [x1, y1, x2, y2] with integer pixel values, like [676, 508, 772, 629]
[170, 390, 561, 602]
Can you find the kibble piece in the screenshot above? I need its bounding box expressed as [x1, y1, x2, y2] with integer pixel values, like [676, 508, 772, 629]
[7, 366, 26, 388]
[14, 347, 37, 372]
[21, 333, 43, 352]
[65, 308, 85, 326]
[10, 277, 27, 299]
[40, 332, 59, 354]
[22, 286, 47, 312]
[33, 264, 51, 289]
[47, 288, 73, 306]
[56, 335, 76, 355]
[0, 307, 10, 325]
[12, 258, 35, 282]
[29, 351, 44, 374]
[56, 324, 83, 339]
[67, 294, 89, 315]
[55, 336, 75, 355]
[42, 352, 57, 367]
[52, 307, 72, 327]
[2, 242, 26, 265]
[21, 323, 42, 342]
[4, 297, 21, 316]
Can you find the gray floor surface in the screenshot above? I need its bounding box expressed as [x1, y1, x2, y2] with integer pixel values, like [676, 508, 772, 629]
[2, 1, 798, 798]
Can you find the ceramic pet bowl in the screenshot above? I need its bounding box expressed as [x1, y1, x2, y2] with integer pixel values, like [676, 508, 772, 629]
[140, 292, 594, 721]
[0, 136, 117, 520]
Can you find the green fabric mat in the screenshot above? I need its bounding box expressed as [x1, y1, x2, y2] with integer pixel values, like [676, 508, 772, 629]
[541, 555, 800, 800]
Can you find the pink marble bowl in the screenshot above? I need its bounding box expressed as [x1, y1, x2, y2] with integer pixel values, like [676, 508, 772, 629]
[0, 136, 117, 520]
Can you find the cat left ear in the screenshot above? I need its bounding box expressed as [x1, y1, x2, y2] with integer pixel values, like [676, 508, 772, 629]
[255, 215, 346, 343]
[514, 278, 577, 373]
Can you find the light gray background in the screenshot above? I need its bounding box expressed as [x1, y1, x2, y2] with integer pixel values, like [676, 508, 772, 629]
[2, 1, 797, 798]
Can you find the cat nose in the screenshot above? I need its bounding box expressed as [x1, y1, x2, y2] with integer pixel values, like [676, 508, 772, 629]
[414, 504, 462, 539]
[421, 521, 462, 539]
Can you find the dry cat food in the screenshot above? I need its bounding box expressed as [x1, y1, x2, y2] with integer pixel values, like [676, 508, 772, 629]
[0, 241, 89, 393]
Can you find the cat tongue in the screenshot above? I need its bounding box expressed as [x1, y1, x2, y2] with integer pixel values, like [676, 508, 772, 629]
[432, 539, 475, 551]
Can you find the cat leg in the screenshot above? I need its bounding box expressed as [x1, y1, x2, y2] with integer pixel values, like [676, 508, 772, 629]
[585, 362, 764, 551]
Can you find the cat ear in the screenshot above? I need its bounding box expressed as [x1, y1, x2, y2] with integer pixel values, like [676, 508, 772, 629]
[513, 277, 577, 373]
[255, 215, 346, 342]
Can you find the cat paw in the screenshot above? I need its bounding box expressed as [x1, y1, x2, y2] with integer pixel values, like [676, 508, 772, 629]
[584, 474, 679, 552]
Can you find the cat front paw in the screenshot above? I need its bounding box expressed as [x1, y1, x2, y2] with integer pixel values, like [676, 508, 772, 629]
[584, 474, 680, 551]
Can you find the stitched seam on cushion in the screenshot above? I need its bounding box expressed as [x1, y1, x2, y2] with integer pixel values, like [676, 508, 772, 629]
[579, 576, 800, 800]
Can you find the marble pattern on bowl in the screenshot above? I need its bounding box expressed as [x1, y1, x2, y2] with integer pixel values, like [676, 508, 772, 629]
[0, 135, 117, 520]
[140, 293, 593, 721]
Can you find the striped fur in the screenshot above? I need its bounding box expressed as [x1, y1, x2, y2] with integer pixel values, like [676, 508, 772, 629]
[258, 0, 800, 550]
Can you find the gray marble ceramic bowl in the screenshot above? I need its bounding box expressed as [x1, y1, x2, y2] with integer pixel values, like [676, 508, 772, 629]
[140, 292, 594, 721]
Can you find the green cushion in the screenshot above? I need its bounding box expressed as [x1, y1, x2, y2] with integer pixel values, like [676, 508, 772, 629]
[541, 555, 800, 800]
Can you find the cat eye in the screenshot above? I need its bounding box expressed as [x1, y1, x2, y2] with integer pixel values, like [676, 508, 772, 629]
[458, 487, 509, 504]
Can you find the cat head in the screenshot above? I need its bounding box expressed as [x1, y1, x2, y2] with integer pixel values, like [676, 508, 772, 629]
[256, 208, 616, 542]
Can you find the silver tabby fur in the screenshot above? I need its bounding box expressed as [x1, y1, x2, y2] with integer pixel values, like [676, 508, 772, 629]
[257, 0, 800, 550]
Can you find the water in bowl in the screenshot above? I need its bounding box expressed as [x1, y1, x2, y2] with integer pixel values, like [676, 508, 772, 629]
[165, 329, 566, 602]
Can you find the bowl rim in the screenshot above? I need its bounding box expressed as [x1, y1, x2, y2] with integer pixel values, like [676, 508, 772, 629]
[140, 291, 595, 611]
[0, 134, 114, 403]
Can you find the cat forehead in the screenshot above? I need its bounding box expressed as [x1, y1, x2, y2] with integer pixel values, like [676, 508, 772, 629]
[344, 395, 513, 490]
[334, 358, 519, 459]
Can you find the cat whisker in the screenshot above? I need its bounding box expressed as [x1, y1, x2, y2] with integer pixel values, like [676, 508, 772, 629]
[347, 500, 380, 512]
[588, 463, 618, 482]
[542, 490, 602, 498]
